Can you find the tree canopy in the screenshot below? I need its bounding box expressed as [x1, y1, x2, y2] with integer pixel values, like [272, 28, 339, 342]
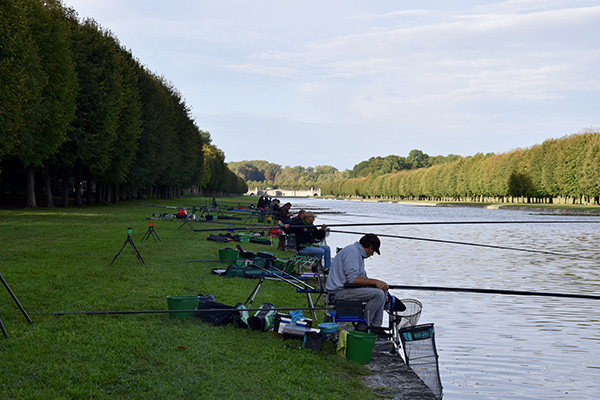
[321, 131, 600, 205]
[0, 0, 246, 207]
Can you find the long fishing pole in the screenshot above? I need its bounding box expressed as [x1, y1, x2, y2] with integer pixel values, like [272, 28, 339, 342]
[326, 220, 600, 227]
[194, 225, 279, 232]
[192, 219, 600, 233]
[330, 229, 595, 260]
[388, 284, 600, 300]
[183, 257, 294, 263]
[49, 306, 329, 316]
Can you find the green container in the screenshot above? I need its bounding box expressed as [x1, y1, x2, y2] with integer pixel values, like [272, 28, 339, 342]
[218, 248, 239, 264]
[167, 295, 198, 319]
[238, 234, 252, 243]
[346, 331, 377, 364]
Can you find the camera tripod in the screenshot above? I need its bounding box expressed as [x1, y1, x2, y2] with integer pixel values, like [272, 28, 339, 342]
[110, 228, 144, 266]
[0, 271, 33, 338]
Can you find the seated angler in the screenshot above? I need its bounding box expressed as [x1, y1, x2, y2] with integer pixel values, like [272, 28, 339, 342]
[288, 211, 331, 270]
[325, 234, 389, 336]
[276, 202, 293, 250]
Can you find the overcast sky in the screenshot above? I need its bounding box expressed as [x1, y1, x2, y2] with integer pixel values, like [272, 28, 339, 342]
[63, 0, 600, 171]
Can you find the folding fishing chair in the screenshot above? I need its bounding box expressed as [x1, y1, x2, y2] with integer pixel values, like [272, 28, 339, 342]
[283, 233, 296, 251]
[247, 264, 321, 320]
[287, 254, 321, 277]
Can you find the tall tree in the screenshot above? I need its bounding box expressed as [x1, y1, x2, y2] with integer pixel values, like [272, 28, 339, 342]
[58, 17, 121, 205]
[15, 0, 77, 207]
[0, 0, 43, 161]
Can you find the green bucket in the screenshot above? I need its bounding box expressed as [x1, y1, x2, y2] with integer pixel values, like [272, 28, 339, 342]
[346, 331, 377, 364]
[238, 234, 251, 243]
[218, 249, 239, 264]
[167, 295, 198, 319]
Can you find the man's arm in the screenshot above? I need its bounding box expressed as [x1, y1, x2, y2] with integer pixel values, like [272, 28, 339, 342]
[352, 275, 389, 291]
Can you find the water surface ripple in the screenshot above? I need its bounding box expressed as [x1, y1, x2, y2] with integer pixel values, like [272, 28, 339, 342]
[291, 198, 600, 400]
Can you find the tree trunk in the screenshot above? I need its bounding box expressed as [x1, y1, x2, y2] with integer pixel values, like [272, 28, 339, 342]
[86, 170, 93, 206]
[44, 167, 53, 207]
[74, 168, 82, 206]
[25, 166, 37, 208]
[61, 170, 69, 207]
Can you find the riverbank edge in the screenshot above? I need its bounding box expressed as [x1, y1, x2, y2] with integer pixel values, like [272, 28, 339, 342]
[319, 197, 600, 216]
[364, 340, 438, 400]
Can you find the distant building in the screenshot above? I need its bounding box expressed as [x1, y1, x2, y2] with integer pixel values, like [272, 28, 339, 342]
[246, 187, 321, 197]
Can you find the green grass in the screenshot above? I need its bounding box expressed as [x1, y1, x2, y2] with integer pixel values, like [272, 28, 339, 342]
[0, 197, 374, 400]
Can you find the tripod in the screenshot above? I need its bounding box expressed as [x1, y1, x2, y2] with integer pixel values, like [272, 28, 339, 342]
[0, 271, 33, 338]
[141, 222, 161, 242]
[178, 206, 200, 230]
[110, 228, 144, 266]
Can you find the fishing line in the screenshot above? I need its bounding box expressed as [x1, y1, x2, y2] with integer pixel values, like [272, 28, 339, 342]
[387, 285, 600, 300]
[329, 229, 595, 260]
[192, 219, 600, 233]
[325, 220, 600, 227]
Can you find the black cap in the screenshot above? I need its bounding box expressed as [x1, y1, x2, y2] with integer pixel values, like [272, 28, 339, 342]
[360, 233, 380, 255]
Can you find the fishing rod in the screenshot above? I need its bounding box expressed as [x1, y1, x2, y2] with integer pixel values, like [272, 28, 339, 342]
[183, 257, 293, 263]
[49, 306, 329, 316]
[191, 219, 600, 233]
[194, 225, 280, 232]
[388, 285, 600, 300]
[330, 229, 595, 260]
[325, 220, 600, 227]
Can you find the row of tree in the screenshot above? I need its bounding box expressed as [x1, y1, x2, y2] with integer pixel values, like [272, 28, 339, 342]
[321, 130, 600, 204]
[228, 150, 459, 190]
[227, 161, 345, 190]
[0, 0, 246, 208]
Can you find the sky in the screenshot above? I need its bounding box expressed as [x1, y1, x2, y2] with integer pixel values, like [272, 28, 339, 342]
[62, 0, 600, 171]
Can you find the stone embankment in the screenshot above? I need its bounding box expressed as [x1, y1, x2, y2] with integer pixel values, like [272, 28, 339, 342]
[363, 340, 438, 400]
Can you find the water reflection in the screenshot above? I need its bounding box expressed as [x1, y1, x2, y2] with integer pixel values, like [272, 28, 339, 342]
[291, 198, 600, 400]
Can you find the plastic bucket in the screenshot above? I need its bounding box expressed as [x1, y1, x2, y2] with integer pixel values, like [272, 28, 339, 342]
[238, 234, 251, 243]
[218, 249, 239, 264]
[167, 295, 198, 319]
[346, 331, 377, 364]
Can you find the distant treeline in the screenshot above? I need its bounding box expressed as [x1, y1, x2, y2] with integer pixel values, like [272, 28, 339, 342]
[321, 131, 600, 205]
[0, 0, 246, 208]
[228, 150, 460, 190]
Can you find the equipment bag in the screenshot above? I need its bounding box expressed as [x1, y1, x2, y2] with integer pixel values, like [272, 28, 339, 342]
[247, 303, 276, 332]
[234, 303, 250, 329]
[303, 331, 326, 353]
[195, 293, 239, 326]
[386, 294, 407, 313]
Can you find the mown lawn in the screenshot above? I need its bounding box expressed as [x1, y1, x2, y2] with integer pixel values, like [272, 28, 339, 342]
[0, 196, 374, 400]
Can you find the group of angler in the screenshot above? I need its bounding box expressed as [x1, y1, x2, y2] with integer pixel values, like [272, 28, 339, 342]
[256, 194, 330, 265]
[255, 194, 390, 337]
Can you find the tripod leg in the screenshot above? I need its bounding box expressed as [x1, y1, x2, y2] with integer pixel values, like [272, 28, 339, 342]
[110, 240, 129, 265]
[0, 318, 8, 338]
[306, 292, 317, 321]
[0, 272, 33, 324]
[141, 228, 152, 241]
[127, 238, 145, 266]
[245, 277, 264, 307]
[151, 229, 161, 241]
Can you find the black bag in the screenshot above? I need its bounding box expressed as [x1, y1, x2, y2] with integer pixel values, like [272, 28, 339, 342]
[386, 294, 407, 313]
[247, 303, 276, 331]
[195, 294, 239, 326]
[303, 331, 326, 353]
[233, 303, 250, 329]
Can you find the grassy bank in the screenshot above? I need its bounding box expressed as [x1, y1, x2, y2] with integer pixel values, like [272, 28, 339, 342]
[0, 197, 374, 399]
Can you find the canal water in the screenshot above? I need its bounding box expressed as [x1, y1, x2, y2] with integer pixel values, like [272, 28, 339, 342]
[289, 198, 600, 400]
